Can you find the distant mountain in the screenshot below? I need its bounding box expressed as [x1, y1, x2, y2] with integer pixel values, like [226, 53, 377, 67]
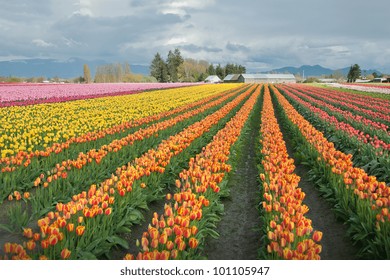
[0, 58, 150, 79]
[336, 67, 382, 77]
[264, 64, 382, 77]
[1, 58, 383, 79]
[268, 64, 333, 77]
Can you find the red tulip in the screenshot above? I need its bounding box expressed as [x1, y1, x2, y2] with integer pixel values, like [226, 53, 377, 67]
[104, 207, 112, 215]
[48, 234, 58, 246]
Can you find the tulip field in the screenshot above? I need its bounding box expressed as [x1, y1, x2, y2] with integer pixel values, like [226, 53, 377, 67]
[0, 82, 389, 260]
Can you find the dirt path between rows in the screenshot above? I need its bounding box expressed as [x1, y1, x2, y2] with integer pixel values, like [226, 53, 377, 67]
[275, 101, 359, 260]
[292, 163, 359, 259]
[204, 112, 262, 260]
[203, 93, 360, 260]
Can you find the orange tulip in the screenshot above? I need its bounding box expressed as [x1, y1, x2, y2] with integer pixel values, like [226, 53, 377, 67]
[124, 253, 135, 260]
[26, 240, 36, 251]
[178, 240, 186, 251]
[57, 218, 67, 228]
[47, 211, 55, 220]
[41, 240, 49, 249]
[67, 223, 74, 232]
[282, 248, 293, 260]
[312, 231, 323, 243]
[3, 243, 13, 254]
[150, 238, 159, 249]
[166, 240, 174, 250]
[61, 248, 71, 260]
[170, 249, 178, 259]
[48, 234, 59, 246]
[297, 242, 306, 254]
[101, 201, 108, 209]
[189, 237, 199, 249]
[76, 225, 85, 236]
[191, 225, 198, 236]
[33, 233, 41, 241]
[23, 228, 33, 239]
[159, 233, 168, 245]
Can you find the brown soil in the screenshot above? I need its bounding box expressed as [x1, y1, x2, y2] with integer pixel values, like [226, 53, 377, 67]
[277, 109, 360, 260]
[203, 97, 360, 260]
[292, 163, 359, 259]
[204, 115, 262, 260]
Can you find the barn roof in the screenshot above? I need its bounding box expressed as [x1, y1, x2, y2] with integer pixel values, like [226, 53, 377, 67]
[204, 75, 222, 82]
[223, 74, 240, 81]
[240, 74, 295, 79]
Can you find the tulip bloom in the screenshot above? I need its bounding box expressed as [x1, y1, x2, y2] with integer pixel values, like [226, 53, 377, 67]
[189, 238, 199, 249]
[26, 240, 36, 251]
[23, 228, 33, 239]
[61, 248, 71, 259]
[104, 207, 112, 216]
[48, 234, 59, 246]
[41, 240, 49, 249]
[33, 233, 41, 241]
[76, 225, 85, 236]
[159, 233, 168, 245]
[67, 223, 74, 232]
[3, 243, 13, 254]
[312, 231, 323, 242]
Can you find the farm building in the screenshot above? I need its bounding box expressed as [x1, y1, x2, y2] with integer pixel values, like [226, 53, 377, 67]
[372, 77, 387, 83]
[204, 75, 222, 83]
[223, 74, 241, 83]
[238, 74, 296, 83]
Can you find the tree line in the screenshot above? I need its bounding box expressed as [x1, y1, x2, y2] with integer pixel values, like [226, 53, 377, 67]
[83, 62, 156, 83]
[150, 48, 246, 82]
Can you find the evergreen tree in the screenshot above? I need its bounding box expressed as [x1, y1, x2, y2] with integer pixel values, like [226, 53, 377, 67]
[166, 48, 184, 82]
[347, 64, 361, 82]
[150, 52, 168, 82]
[215, 64, 225, 80]
[237, 64, 246, 74]
[225, 63, 235, 75]
[207, 64, 216, 75]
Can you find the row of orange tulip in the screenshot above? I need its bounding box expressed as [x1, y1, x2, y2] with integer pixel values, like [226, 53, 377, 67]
[1, 85, 255, 260]
[123, 85, 261, 260]
[23, 84, 246, 202]
[2, 86, 244, 205]
[259, 85, 322, 260]
[272, 85, 389, 258]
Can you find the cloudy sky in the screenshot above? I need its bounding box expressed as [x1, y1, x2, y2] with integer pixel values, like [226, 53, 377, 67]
[1, 0, 389, 72]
